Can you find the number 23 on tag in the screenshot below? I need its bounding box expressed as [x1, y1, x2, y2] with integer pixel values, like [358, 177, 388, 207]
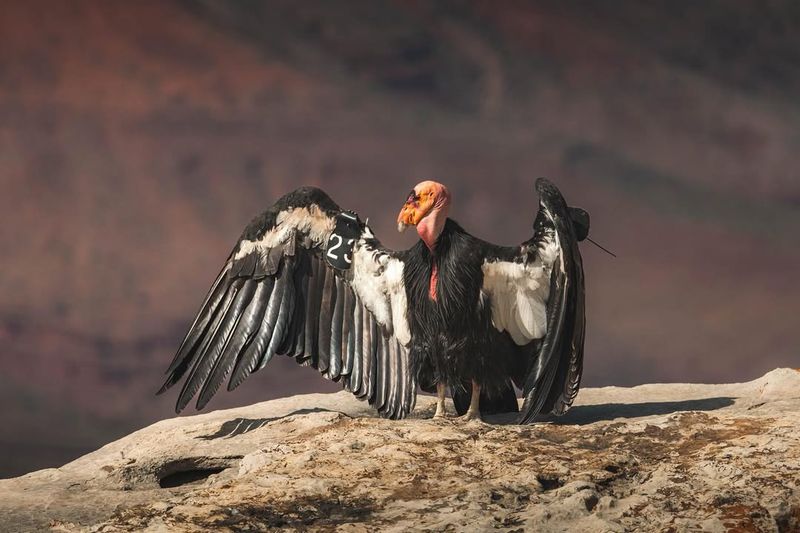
[326, 234, 354, 266]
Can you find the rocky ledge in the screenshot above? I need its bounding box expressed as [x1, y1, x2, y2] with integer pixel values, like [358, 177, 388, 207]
[2, 369, 799, 532]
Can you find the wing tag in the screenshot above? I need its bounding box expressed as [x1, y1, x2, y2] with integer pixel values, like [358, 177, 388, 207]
[325, 211, 361, 270]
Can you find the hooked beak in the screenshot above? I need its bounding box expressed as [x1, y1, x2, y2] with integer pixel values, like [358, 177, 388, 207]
[397, 200, 418, 232]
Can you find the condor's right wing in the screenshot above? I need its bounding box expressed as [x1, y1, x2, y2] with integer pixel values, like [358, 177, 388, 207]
[158, 187, 416, 419]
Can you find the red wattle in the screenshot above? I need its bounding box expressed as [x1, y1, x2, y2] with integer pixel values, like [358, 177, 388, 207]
[429, 263, 438, 301]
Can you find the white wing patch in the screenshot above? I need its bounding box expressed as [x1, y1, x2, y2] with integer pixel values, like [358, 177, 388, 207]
[350, 227, 411, 346]
[384, 258, 411, 345]
[233, 205, 335, 261]
[482, 237, 560, 345]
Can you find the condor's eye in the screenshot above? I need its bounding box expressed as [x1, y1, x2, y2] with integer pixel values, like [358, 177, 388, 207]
[406, 190, 419, 204]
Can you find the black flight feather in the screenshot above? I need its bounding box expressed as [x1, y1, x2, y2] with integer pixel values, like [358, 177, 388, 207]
[349, 298, 365, 396]
[328, 276, 345, 381]
[227, 273, 282, 392]
[196, 279, 270, 410]
[304, 257, 322, 369]
[258, 263, 295, 371]
[193, 278, 259, 407]
[165, 263, 231, 377]
[174, 277, 245, 412]
[340, 286, 356, 378]
[289, 254, 311, 363]
[317, 265, 334, 375]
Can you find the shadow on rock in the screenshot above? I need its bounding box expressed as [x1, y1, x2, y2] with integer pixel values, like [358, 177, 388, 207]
[547, 397, 736, 425]
[197, 408, 345, 440]
[481, 397, 736, 426]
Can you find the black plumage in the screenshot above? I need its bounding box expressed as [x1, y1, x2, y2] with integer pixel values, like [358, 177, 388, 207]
[158, 180, 588, 423]
[402, 218, 552, 417]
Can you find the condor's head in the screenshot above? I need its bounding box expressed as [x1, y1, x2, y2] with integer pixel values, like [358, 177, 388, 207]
[397, 180, 451, 249]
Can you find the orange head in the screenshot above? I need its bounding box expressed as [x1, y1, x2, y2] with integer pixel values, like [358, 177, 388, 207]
[397, 180, 451, 232]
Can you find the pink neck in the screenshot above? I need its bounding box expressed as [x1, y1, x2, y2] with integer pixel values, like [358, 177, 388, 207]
[416, 206, 448, 251]
[416, 205, 449, 301]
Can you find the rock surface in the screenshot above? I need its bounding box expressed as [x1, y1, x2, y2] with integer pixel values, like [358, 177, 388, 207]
[2, 369, 799, 532]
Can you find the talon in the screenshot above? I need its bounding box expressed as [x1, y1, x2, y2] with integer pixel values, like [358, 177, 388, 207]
[459, 410, 482, 422]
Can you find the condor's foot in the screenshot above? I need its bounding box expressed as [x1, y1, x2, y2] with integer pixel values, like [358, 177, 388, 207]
[433, 382, 449, 419]
[458, 409, 482, 422]
[458, 381, 483, 422]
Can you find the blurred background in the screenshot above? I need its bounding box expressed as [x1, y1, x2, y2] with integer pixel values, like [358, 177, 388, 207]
[1, 1, 798, 478]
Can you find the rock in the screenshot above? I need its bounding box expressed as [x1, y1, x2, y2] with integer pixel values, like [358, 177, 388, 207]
[1, 369, 799, 532]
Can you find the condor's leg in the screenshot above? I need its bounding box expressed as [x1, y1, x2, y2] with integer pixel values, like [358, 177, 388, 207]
[433, 382, 448, 419]
[460, 381, 482, 421]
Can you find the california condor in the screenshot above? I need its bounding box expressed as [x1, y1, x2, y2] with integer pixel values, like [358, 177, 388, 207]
[159, 178, 588, 423]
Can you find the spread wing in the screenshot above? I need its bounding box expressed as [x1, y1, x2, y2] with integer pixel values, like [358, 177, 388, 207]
[158, 187, 416, 419]
[481, 178, 587, 423]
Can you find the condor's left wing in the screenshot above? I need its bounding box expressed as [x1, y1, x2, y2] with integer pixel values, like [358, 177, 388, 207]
[481, 178, 587, 423]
